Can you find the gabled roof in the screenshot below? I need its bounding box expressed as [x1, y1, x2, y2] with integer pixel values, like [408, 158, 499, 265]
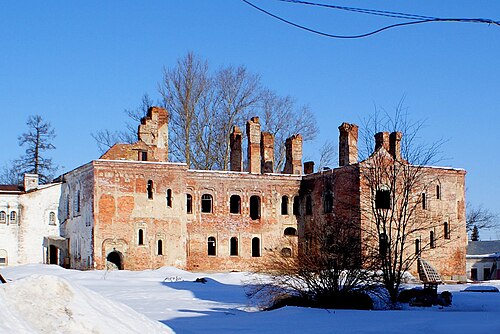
[467, 241, 500, 255]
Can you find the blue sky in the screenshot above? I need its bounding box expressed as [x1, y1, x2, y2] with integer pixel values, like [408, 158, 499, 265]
[1, 1, 499, 237]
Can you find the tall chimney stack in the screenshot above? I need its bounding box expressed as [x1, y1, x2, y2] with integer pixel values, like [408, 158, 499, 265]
[374, 132, 390, 152]
[230, 126, 243, 171]
[283, 134, 303, 175]
[246, 117, 261, 174]
[389, 131, 403, 161]
[338, 122, 359, 166]
[261, 132, 274, 173]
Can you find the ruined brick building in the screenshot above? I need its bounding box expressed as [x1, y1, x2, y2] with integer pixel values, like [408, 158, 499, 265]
[58, 106, 466, 280]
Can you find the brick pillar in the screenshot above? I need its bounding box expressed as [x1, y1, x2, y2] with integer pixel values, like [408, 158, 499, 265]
[304, 161, 314, 174]
[389, 131, 403, 161]
[374, 132, 390, 152]
[230, 126, 243, 172]
[246, 117, 261, 174]
[283, 134, 302, 175]
[261, 132, 274, 173]
[338, 122, 359, 167]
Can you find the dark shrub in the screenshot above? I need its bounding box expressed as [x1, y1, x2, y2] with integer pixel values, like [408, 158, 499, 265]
[266, 291, 373, 311]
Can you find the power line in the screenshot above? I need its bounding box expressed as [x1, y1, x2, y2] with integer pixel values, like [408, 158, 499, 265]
[241, 0, 500, 39]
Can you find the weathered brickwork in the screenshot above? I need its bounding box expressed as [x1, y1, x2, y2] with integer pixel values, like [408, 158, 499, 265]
[60, 106, 466, 279]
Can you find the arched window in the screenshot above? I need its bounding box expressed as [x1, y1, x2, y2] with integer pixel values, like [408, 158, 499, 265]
[138, 229, 144, 245]
[186, 194, 193, 214]
[230, 195, 241, 214]
[10, 211, 17, 223]
[147, 180, 154, 200]
[201, 194, 213, 213]
[324, 192, 333, 213]
[305, 195, 312, 215]
[166, 189, 172, 208]
[157, 240, 163, 255]
[230, 237, 238, 256]
[252, 237, 261, 257]
[49, 212, 56, 225]
[284, 227, 297, 236]
[430, 231, 435, 248]
[415, 239, 420, 255]
[0, 211, 6, 224]
[250, 195, 261, 220]
[293, 196, 300, 216]
[281, 247, 292, 257]
[75, 190, 81, 214]
[281, 196, 289, 215]
[207, 236, 216, 256]
[444, 222, 450, 239]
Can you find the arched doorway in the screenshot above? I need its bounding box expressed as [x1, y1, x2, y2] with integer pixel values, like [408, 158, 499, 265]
[106, 250, 123, 270]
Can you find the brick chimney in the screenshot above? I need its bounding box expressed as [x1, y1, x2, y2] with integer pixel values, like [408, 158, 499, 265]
[338, 122, 359, 166]
[283, 134, 303, 175]
[246, 117, 261, 174]
[304, 161, 315, 174]
[374, 132, 390, 152]
[230, 126, 243, 172]
[261, 132, 274, 173]
[389, 131, 403, 161]
[138, 106, 169, 162]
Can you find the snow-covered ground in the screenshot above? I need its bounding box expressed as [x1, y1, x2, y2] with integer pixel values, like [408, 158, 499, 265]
[1, 264, 500, 334]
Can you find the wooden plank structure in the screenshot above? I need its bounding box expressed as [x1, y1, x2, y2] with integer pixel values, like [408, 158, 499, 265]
[418, 258, 442, 293]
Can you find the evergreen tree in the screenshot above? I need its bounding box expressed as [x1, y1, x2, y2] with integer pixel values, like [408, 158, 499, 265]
[471, 225, 480, 241]
[15, 115, 57, 184]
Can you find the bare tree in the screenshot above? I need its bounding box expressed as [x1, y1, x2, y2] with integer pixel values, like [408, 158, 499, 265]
[0, 163, 22, 185]
[359, 103, 451, 304]
[15, 115, 57, 184]
[251, 219, 374, 309]
[159, 52, 210, 168]
[317, 140, 336, 171]
[466, 203, 499, 234]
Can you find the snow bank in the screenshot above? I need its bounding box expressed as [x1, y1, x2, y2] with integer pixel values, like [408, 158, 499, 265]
[0, 274, 172, 334]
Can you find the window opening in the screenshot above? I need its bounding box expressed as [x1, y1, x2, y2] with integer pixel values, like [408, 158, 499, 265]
[484, 267, 491, 280]
[293, 196, 300, 216]
[415, 239, 420, 255]
[10, 211, 17, 223]
[207, 236, 216, 256]
[186, 194, 193, 214]
[147, 180, 154, 200]
[140, 151, 148, 161]
[250, 195, 261, 220]
[284, 227, 297, 236]
[422, 193, 427, 210]
[201, 194, 213, 213]
[471, 268, 478, 281]
[49, 212, 56, 225]
[230, 195, 241, 214]
[157, 240, 163, 255]
[305, 195, 312, 215]
[166, 189, 172, 208]
[324, 192, 333, 213]
[436, 185, 441, 199]
[375, 189, 391, 209]
[252, 237, 261, 257]
[230, 237, 238, 256]
[430, 230, 435, 248]
[281, 196, 289, 215]
[379, 233, 389, 257]
[138, 229, 144, 245]
[0, 211, 5, 224]
[281, 247, 292, 257]
[444, 222, 450, 239]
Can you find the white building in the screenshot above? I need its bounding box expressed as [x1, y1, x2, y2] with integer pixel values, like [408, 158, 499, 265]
[0, 174, 63, 266]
